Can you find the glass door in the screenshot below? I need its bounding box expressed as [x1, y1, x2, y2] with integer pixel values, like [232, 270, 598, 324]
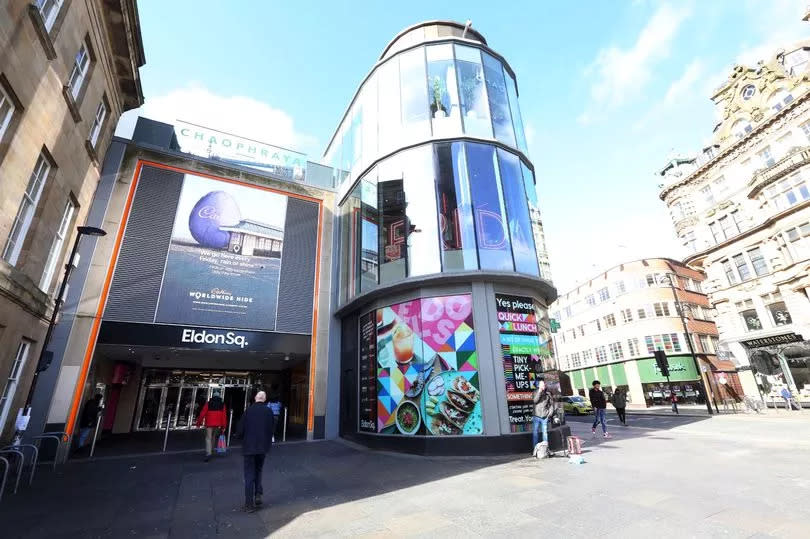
[159, 386, 179, 429]
[175, 387, 194, 428]
[138, 387, 163, 430]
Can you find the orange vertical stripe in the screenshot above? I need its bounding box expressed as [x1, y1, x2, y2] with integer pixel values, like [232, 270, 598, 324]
[65, 161, 143, 436]
[306, 202, 325, 434]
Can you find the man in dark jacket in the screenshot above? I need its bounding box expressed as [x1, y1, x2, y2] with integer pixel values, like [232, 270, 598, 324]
[236, 391, 275, 512]
[589, 380, 610, 438]
[611, 387, 628, 426]
[532, 380, 556, 456]
[77, 394, 103, 448]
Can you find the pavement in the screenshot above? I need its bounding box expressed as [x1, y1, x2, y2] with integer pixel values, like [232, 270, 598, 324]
[1, 411, 809, 538]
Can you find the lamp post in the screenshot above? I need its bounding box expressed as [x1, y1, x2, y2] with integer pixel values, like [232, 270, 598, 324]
[661, 274, 714, 415]
[12, 226, 106, 445]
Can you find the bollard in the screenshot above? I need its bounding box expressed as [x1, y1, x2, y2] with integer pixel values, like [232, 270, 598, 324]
[283, 407, 288, 442]
[227, 409, 233, 447]
[89, 414, 102, 459]
[162, 412, 171, 452]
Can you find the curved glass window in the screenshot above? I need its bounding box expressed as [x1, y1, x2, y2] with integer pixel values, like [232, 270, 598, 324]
[339, 142, 542, 303]
[426, 44, 462, 137]
[505, 73, 528, 154]
[455, 45, 492, 139]
[378, 57, 401, 155]
[399, 48, 430, 145]
[482, 52, 516, 147]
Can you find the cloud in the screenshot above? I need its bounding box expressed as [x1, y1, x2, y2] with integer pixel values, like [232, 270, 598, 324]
[580, 2, 693, 122]
[632, 58, 704, 131]
[734, 0, 807, 68]
[115, 84, 319, 156]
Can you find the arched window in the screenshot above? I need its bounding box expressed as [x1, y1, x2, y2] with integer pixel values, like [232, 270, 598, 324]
[767, 88, 794, 113]
[731, 119, 752, 140]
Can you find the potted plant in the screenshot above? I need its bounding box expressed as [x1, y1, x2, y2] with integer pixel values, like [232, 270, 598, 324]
[430, 76, 448, 118]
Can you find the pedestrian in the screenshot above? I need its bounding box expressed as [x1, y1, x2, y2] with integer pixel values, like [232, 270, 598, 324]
[780, 386, 795, 411]
[670, 389, 679, 414]
[612, 387, 628, 426]
[236, 390, 275, 512]
[196, 390, 228, 462]
[266, 391, 282, 443]
[77, 394, 103, 448]
[531, 380, 556, 457]
[589, 380, 610, 438]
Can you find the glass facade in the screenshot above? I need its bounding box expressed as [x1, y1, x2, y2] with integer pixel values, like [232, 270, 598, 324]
[339, 141, 542, 303]
[324, 43, 529, 188]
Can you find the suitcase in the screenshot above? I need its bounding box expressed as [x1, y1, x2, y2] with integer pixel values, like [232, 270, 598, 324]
[547, 425, 571, 457]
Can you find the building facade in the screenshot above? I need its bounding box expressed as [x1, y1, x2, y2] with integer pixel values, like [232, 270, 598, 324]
[0, 0, 144, 441]
[551, 259, 740, 409]
[659, 37, 810, 405]
[329, 21, 556, 452]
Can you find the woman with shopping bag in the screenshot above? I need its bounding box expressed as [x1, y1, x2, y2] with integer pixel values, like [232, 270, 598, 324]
[196, 390, 228, 461]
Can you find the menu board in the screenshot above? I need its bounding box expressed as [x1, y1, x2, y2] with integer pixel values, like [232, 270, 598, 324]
[496, 294, 548, 433]
[359, 311, 377, 432]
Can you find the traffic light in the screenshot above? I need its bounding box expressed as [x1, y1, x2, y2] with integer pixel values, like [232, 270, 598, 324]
[654, 350, 670, 377]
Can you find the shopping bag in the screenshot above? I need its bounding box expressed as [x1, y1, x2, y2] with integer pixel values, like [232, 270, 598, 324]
[567, 436, 583, 455]
[215, 433, 227, 455]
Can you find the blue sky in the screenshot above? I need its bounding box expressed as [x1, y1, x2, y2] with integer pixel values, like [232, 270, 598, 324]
[120, 0, 808, 291]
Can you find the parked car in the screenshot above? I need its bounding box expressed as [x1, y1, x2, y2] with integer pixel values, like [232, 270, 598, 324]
[558, 395, 593, 415]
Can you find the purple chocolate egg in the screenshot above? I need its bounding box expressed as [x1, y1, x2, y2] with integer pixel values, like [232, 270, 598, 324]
[188, 190, 241, 249]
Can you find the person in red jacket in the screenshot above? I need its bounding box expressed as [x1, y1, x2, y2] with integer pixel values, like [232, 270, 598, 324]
[196, 391, 228, 461]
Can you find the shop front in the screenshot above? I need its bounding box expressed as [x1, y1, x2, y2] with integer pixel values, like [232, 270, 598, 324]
[742, 332, 810, 405]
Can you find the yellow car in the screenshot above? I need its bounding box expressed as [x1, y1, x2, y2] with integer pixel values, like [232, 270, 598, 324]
[560, 396, 593, 415]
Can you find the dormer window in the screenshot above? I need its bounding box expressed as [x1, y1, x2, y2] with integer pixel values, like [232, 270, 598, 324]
[732, 119, 753, 140]
[768, 89, 794, 113]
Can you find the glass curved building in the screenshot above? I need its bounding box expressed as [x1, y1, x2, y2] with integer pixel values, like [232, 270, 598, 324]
[331, 21, 557, 452]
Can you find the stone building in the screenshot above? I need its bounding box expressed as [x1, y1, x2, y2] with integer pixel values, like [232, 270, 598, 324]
[0, 0, 144, 440]
[659, 35, 810, 405]
[551, 258, 738, 410]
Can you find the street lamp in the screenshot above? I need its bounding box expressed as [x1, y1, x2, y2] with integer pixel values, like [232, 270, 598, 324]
[659, 273, 715, 415]
[12, 225, 106, 445]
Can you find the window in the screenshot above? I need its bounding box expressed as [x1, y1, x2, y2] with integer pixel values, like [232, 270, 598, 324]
[699, 335, 711, 354]
[35, 0, 64, 31]
[710, 221, 723, 244]
[0, 341, 32, 433]
[713, 176, 728, 198]
[608, 342, 623, 361]
[722, 259, 737, 285]
[720, 213, 740, 240]
[733, 253, 752, 281]
[578, 324, 585, 337]
[732, 211, 747, 232]
[88, 99, 107, 148]
[595, 346, 607, 364]
[497, 148, 538, 275]
[732, 119, 753, 139]
[466, 143, 512, 271]
[564, 305, 573, 318]
[3, 152, 52, 265]
[645, 334, 682, 354]
[768, 89, 794, 113]
[801, 120, 810, 142]
[741, 85, 756, 100]
[747, 247, 768, 276]
[426, 44, 462, 137]
[765, 171, 810, 210]
[680, 230, 696, 253]
[757, 147, 775, 168]
[482, 51, 516, 147]
[454, 45, 491, 139]
[653, 302, 670, 317]
[39, 198, 76, 291]
[736, 299, 762, 331]
[615, 280, 626, 295]
[593, 319, 602, 332]
[67, 42, 91, 100]
[435, 142, 477, 271]
[571, 352, 581, 368]
[700, 184, 715, 207]
[637, 307, 648, 320]
[604, 313, 616, 328]
[763, 293, 792, 326]
[691, 279, 702, 293]
[597, 287, 609, 302]
[621, 308, 633, 323]
[627, 338, 640, 357]
[0, 82, 14, 143]
[582, 349, 593, 366]
[585, 294, 595, 306]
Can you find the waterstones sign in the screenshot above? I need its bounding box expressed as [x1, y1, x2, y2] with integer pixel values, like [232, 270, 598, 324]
[174, 120, 307, 182]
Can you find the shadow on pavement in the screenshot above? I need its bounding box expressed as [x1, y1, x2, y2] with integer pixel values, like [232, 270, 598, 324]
[0, 413, 715, 538]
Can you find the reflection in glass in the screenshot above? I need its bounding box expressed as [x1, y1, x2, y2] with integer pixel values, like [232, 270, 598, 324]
[360, 78, 378, 173]
[482, 52, 516, 147]
[498, 149, 538, 276]
[505, 72, 528, 154]
[378, 157, 407, 284]
[340, 184, 362, 303]
[426, 44, 462, 137]
[435, 142, 478, 271]
[360, 169, 379, 292]
[521, 162, 546, 277]
[399, 48, 430, 144]
[455, 45, 492, 139]
[378, 57, 401, 155]
[401, 146, 441, 277]
[466, 143, 513, 271]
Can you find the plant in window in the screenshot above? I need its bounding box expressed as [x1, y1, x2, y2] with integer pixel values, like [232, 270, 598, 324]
[430, 76, 448, 118]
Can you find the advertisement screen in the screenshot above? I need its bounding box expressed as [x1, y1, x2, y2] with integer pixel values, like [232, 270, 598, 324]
[359, 294, 482, 436]
[496, 293, 550, 433]
[155, 174, 288, 331]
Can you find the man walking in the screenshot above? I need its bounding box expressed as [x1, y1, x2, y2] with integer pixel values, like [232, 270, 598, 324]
[611, 387, 628, 426]
[589, 380, 610, 438]
[236, 391, 275, 512]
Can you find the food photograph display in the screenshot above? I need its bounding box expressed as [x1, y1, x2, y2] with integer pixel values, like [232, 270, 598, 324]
[369, 294, 482, 436]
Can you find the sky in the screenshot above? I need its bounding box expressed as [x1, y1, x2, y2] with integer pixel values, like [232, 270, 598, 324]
[118, 0, 809, 292]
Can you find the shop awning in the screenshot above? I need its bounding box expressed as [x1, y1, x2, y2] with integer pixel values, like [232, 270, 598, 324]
[701, 354, 737, 372]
